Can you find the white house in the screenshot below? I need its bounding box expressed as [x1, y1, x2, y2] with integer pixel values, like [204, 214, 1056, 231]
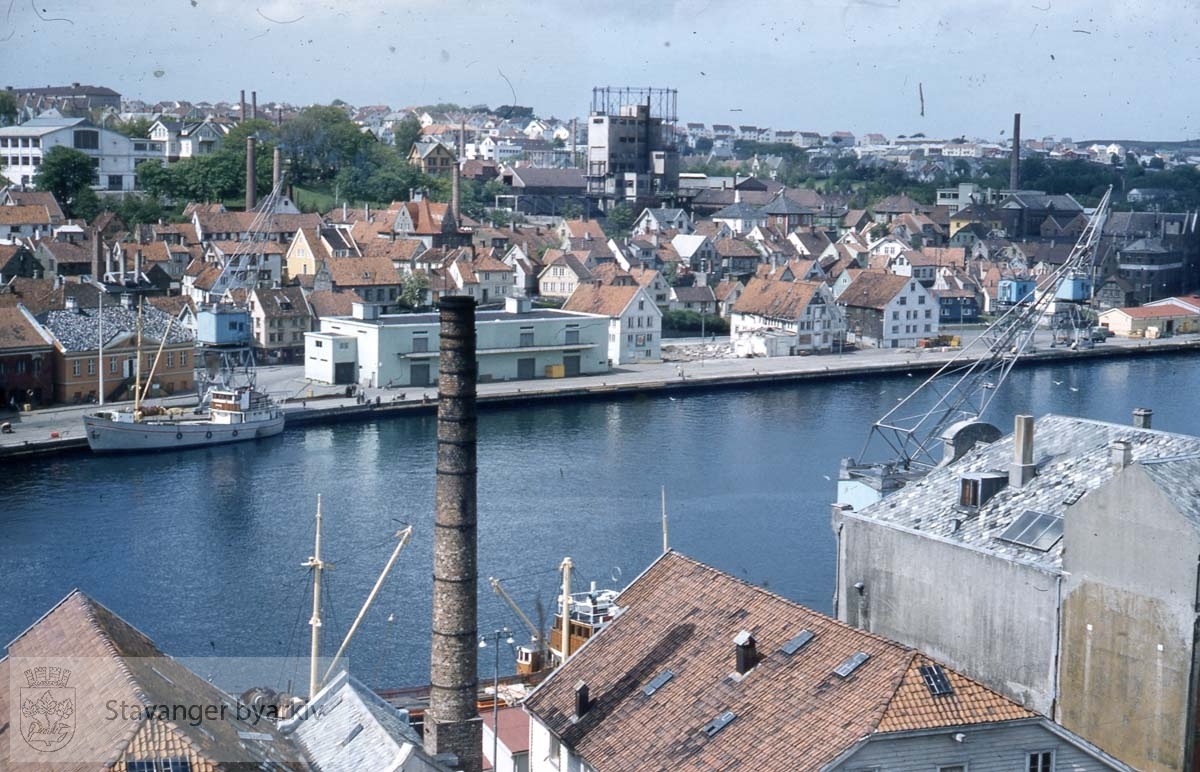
[0, 117, 162, 190]
[305, 297, 610, 387]
[562, 284, 662, 365]
[841, 271, 939, 348]
[730, 277, 845, 356]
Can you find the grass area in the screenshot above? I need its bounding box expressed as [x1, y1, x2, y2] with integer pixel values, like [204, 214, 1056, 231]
[292, 184, 337, 213]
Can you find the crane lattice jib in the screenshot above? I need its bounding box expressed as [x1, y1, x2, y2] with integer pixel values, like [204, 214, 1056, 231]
[859, 185, 1112, 471]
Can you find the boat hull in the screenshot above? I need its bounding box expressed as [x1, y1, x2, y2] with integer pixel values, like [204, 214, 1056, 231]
[83, 413, 285, 453]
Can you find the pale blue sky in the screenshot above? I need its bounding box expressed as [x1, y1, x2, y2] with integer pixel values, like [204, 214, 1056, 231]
[2, 0, 1196, 142]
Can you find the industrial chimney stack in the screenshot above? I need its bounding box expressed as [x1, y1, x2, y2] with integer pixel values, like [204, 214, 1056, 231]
[273, 146, 282, 191]
[1009, 113, 1021, 192]
[251, 90, 258, 121]
[240, 89, 246, 123]
[246, 137, 258, 212]
[424, 296, 482, 772]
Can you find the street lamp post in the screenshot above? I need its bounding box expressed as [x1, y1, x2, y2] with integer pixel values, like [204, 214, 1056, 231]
[479, 627, 514, 772]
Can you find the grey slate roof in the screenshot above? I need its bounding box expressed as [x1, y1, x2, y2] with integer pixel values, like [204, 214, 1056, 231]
[853, 414, 1200, 570]
[712, 201, 767, 220]
[280, 670, 449, 772]
[39, 302, 195, 352]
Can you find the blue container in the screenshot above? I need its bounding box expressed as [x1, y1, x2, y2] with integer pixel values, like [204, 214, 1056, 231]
[997, 278, 1036, 305]
[197, 306, 251, 345]
[1055, 275, 1092, 302]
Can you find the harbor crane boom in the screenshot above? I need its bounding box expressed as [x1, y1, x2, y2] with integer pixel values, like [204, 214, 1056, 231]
[837, 186, 1112, 511]
[489, 576, 544, 648]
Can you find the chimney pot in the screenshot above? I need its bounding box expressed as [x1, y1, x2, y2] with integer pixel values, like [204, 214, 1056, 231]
[734, 630, 757, 675]
[1009, 414, 1036, 487]
[574, 680, 590, 718]
[1133, 407, 1153, 429]
[1109, 440, 1133, 470]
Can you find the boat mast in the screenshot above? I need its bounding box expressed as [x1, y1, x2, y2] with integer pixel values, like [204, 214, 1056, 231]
[303, 494, 328, 700]
[321, 526, 413, 685]
[138, 316, 175, 406]
[661, 485, 668, 553]
[559, 556, 572, 660]
[98, 292, 104, 406]
[134, 298, 143, 414]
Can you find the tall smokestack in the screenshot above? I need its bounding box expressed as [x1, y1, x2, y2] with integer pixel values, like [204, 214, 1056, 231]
[90, 227, 101, 280]
[425, 296, 482, 772]
[246, 137, 257, 211]
[1009, 113, 1021, 191]
[251, 90, 258, 121]
[273, 146, 282, 190]
[240, 90, 246, 122]
[451, 162, 461, 225]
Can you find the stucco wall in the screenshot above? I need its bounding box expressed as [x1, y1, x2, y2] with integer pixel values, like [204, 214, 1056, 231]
[835, 512, 1060, 714]
[1061, 464, 1200, 772]
[835, 721, 1127, 772]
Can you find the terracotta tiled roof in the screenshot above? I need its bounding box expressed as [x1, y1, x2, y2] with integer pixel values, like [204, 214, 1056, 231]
[306, 289, 358, 318]
[713, 237, 759, 258]
[1108, 303, 1199, 319]
[0, 304, 53, 351]
[562, 283, 639, 317]
[0, 277, 101, 314]
[36, 238, 92, 266]
[733, 277, 823, 319]
[841, 271, 911, 309]
[362, 237, 426, 262]
[3, 189, 64, 220]
[524, 553, 1034, 772]
[590, 262, 633, 286]
[562, 218, 606, 242]
[472, 253, 512, 273]
[0, 590, 306, 770]
[323, 255, 401, 287]
[0, 204, 52, 226]
[145, 294, 196, 318]
[714, 279, 743, 302]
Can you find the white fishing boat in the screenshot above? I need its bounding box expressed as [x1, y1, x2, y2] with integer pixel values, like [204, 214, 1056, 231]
[83, 384, 284, 452]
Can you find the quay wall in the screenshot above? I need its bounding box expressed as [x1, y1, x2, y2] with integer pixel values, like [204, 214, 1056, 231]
[3, 339, 1198, 461]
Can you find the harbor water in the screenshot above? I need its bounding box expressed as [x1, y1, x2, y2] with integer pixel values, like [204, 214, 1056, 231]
[2, 354, 1197, 691]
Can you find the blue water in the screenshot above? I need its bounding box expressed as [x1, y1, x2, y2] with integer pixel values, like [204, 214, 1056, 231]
[2, 353, 1197, 690]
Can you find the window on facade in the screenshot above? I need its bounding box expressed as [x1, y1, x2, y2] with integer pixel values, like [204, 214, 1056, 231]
[314, 340, 324, 348]
[892, 311, 899, 320]
[86, 358, 96, 375]
[16, 359, 26, 373]
[520, 331, 535, 347]
[918, 295, 926, 304]
[179, 351, 187, 367]
[638, 299, 644, 310]
[898, 296, 907, 305]
[891, 325, 899, 334]
[925, 309, 932, 319]
[412, 336, 429, 353]
[1028, 751, 1053, 772]
[167, 352, 174, 367]
[925, 324, 931, 332]
[627, 334, 633, 342]
[564, 329, 579, 345]
[73, 129, 100, 150]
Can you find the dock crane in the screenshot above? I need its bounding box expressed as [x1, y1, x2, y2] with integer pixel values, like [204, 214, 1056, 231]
[837, 186, 1113, 511]
[489, 576, 551, 675]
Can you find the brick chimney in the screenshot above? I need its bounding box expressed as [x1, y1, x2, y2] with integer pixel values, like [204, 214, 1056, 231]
[424, 296, 482, 772]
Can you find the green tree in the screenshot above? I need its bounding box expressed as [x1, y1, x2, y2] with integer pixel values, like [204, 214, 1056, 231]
[113, 117, 153, 139]
[34, 146, 96, 218]
[0, 91, 17, 126]
[400, 272, 430, 309]
[136, 159, 175, 200]
[604, 203, 634, 236]
[111, 194, 163, 227]
[392, 116, 422, 157]
[278, 104, 375, 185]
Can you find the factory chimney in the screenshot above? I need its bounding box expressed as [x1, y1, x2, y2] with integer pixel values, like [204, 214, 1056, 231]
[424, 296, 482, 772]
[273, 146, 282, 190]
[1009, 113, 1021, 192]
[246, 137, 258, 212]
[251, 90, 258, 121]
[240, 89, 246, 122]
[90, 227, 101, 281]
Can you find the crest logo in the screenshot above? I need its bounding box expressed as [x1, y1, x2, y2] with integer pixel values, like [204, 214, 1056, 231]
[19, 666, 75, 752]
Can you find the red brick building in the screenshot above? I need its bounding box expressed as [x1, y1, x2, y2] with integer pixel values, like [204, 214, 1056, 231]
[0, 304, 54, 407]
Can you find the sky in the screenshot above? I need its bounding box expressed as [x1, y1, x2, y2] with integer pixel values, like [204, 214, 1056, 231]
[3, 0, 1198, 143]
